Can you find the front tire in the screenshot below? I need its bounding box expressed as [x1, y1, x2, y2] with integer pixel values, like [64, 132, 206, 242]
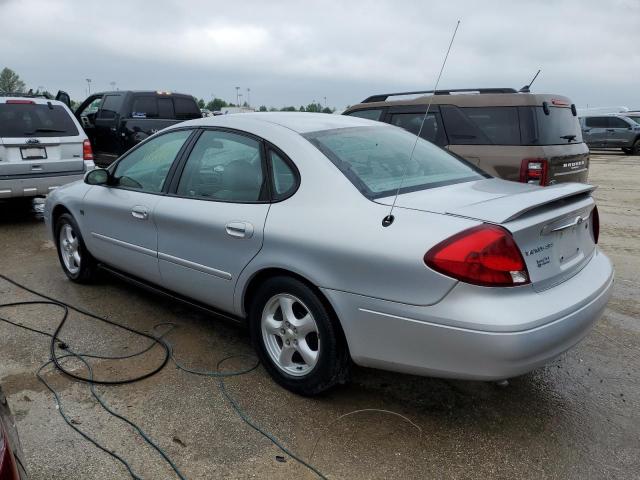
[249, 276, 350, 395]
[55, 213, 97, 283]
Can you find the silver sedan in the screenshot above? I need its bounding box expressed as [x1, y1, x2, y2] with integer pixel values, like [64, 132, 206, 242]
[44, 113, 614, 395]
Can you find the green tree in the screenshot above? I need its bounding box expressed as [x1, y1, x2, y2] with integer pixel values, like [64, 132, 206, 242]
[280, 106, 296, 112]
[206, 98, 229, 111]
[197, 98, 206, 109]
[258, 105, 268, 112]
[305, 102, 322, 113]
[299, 105, 305, 112]
[0, 67, 26, 93]
[269, 107, 278, 112]
[322, 107, 334, 114]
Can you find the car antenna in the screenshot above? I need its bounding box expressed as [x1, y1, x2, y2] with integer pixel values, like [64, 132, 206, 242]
[519, 69, 541, 93]
[382, 19, 461, 227]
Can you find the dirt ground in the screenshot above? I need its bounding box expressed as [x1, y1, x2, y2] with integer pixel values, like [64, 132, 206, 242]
[0, 151, 638, 480]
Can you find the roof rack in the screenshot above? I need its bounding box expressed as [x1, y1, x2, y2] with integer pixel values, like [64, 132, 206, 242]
[361, 88, 519, 104]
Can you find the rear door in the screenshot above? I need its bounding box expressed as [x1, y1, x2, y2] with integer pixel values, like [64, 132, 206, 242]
[0, 100, 85, 178]
[606, 116, 634, 148]
[155, 128, 270, 313]
[582, 117, 608, 147]
[384, 105, 448, 147]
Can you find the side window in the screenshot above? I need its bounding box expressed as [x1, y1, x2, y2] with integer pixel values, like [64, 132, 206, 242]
[79, 97, 103, 116]
[346, 109, 383, 121]
[269, 150, 297, 200]
[131, 96, 158, 118]
[389, 112, 446, 146]
[97, 95, 122, 119]
[585, 117, 608, 128]
[176, 130, 265, 202]
[441, 105, 491, 145]
[158, 98, 175, 119]
[174, 97, 201, 120]
[609, 117, 629, 128]
[460, 107, 521, 145]
[113, 130, 192, 192]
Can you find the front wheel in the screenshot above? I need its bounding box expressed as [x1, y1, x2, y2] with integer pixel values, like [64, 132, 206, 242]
[249, 277, 350, 395]
[55, 213, 97, 283]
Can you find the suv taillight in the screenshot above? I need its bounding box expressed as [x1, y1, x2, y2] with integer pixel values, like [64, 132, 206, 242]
[83, 139, 94, 161]
[592, 205, 600, 244]
[520, 158, 548, 186]
[424, 225, 530, 287]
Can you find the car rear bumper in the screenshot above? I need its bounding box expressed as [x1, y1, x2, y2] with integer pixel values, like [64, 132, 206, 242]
[322, 249, 613, 380]
[0, 171, 85, 199]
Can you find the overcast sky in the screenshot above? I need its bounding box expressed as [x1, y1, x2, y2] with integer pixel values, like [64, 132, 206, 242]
[1, 0, 638, 110]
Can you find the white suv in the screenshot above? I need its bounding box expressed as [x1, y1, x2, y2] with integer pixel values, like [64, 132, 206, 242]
[0, 96, 94, 201]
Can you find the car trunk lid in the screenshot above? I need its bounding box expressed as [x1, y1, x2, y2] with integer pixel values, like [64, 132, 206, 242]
[377, 178, 597, 290]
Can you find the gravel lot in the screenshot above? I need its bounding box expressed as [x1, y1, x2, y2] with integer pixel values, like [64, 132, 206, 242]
[0, 151, 638, 480]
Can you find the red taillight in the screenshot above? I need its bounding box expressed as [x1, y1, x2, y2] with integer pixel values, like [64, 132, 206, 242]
[0, 424, 19, 480]
[6, 99, 34, 104]
[425, 225, 530, 287]
[520, 158, 548, 186]
[83, 139, 94, 161]
[591, 205, 600, 244]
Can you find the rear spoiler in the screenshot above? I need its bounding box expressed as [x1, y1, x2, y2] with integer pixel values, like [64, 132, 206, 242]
[446, 183, 596, 223]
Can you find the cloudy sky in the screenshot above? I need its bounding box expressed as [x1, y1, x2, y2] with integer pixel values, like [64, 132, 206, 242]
[1, 0, 638, 110]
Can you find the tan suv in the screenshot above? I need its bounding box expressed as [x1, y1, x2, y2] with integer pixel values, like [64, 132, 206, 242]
[343, 88, 589, 186]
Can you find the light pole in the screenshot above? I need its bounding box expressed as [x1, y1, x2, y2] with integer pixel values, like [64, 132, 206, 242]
[246, 88, 251, 108]
[238, 93, 243, 108]
[110, 81, 116, 91]
[323, 96, 327, 111]
[235, 86, 240, 106]
[85, 78, 92, 96]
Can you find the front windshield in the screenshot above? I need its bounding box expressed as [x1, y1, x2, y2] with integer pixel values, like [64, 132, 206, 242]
[627, 115, 640, 125]
[304, 126, 486, 198]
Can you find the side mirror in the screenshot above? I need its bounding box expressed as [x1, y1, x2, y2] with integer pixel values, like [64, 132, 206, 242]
[85, 168, 111, 185]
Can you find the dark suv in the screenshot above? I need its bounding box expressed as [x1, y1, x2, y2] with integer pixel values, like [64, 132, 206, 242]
[344, 88, 589, 186]
[579, 114, 640, 155]
[75, 91, 201, 165]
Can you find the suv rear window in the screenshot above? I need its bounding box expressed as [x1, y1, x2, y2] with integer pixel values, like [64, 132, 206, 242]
[304, 126, 485, 199]
[0, 103, 79, 137]
[520, 106, 582, 145]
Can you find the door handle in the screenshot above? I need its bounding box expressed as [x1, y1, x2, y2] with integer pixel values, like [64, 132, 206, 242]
[131, 206, 149, 220]
[225, 221, 254, 239]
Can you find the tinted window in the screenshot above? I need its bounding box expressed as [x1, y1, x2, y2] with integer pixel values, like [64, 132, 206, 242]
[627, 115, 640, 125]
[158, 98, 174, 118]
[305, 126, 485, 199]
[0, 103, 79, 137]
[389, 112, 447, 146]
[346, 109, 383, 121]
[461, 107, 521, 145]
[520, 107, 582, 145]
[98, 95, 122, 119]
[113, 130, 191, 192]
[440, 105, 491, 145]
[269, 150, 297, 199]
[177, 130, 265, 202]
[609, 117, 630, 128]
[131, 96, 158, 118]
[173, 97, 201, 120]
[585, 117, 609, 128]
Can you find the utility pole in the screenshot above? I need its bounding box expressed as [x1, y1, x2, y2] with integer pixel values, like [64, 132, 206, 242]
[235, 86, 240, 106]
[238, 93, 243, 108]
[323, 96, 327, 111]
[86, 78, 92, 96]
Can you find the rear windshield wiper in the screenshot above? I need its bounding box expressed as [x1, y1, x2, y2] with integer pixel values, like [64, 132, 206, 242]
[561, 134, 577, 142]
[25, 128, 66, 134]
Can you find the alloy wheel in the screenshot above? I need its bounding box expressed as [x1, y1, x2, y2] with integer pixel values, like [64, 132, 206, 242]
[59, 223, 81, 275]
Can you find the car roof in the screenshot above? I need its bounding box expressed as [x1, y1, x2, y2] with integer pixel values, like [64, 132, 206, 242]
[179, 112, 383, 134]
[92, 90, 195, 97]
[347, 92, 573, 110]
[0, 96, 68, 107]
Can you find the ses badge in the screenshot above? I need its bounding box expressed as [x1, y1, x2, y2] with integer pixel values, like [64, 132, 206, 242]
[523, 242, 554, 268]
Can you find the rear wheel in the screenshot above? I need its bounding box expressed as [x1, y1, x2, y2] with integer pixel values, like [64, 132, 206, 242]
[632, 140, 640, 155]
[249, 276, 350, 395]
[55, 213, 97, 283]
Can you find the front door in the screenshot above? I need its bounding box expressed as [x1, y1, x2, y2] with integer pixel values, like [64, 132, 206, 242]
[606, 116, 634, 148]
[582, 116, 608, 148]
[155, 129, 270, 313]
[93, 93, 125, 164]
[83, 128, 194, 284]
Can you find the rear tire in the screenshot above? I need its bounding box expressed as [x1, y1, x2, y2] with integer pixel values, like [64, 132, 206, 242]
[249, 276, 350, 396]
[632, 140, 640, 155]
[55, 213, 97, 283]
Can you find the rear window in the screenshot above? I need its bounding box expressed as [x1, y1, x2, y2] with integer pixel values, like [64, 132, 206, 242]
[520, 106, 583, 145]
[174, 97, 201, 120]
[0, 103, 79, 137]
[304, 126, 485, 199]
[131, 96, 158, 118]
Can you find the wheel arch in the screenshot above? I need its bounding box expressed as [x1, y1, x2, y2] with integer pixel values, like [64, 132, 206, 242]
[51, 204, 72, 234]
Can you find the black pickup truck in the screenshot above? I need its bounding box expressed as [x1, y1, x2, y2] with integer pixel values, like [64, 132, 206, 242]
[73, 91, 201, 165]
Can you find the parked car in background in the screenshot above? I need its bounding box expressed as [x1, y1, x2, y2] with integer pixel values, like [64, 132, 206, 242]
[45, 113, 612, 396]
[580, 114, 640, 155]
[74, 91, 201, 166]
[0, 95, 94, 203]
[0, 386, 27, 479]
[344, 88, 589, 186]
